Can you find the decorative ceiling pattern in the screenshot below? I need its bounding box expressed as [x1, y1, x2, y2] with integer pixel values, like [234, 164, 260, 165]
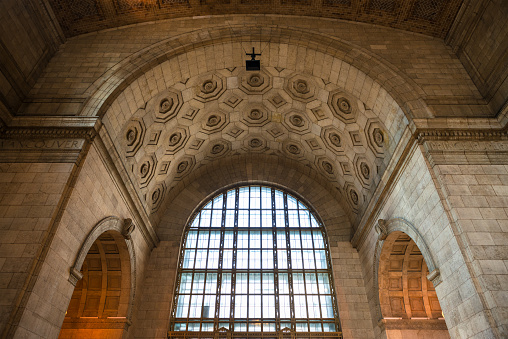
[48, 0, 463, 38]
[118, 67, 396, 220]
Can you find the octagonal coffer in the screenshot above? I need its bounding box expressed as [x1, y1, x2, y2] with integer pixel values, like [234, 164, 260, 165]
[154, 89, 183, 123]
[194, 73, 227, 102]
[124, 118, 145, 157]
[165, 127, 189, 155]
[137, 154, 157, 189]
[328, 90, 358, 124]
[239, 70, 272, 95]
[285, 75, 317, 103]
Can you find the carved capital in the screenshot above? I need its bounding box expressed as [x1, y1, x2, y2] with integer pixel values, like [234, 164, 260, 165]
[427, 268, 442, 287]
[375, 219, 388, 240]
[69, 267, 83, 286]
[122, 218, 135, 240]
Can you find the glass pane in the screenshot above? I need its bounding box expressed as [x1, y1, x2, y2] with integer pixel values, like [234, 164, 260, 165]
[287, 195, 298, 209]
[262, 273, 274, 294]
[261, 210, 272, 228]
[180, 273, 192, 293]
[237, 273, 248, 294]
[239, 187, 249, 209]
[250, 210, 260, 228]
[189, 295, 203, 318]
[289, 230, 301, 248]
[207, 249, 219, 269]
[309, 323, 322, 332]
[176, 295, 190, 318]
[225, 210, 235, 227]
[190, 216, 199, 228]
[317, 273, 331, 294]
[201, 322, 213, 331]
[200, 210, 211, 227]
[305, 273, 318, 294]
[315, 250, 327, 269]
[213, 194, 223, 209]
[249, 295, 261, 318]
[262, 250, 273, 269]
[223, 249, 233, 269]
[209, 231, 220, 248]
[275, 210, 285, 228]
[310, 216, 320, 228]
[280, 295, 291, 318]
[295, 322, 308, 332]
[312, 231, 324, 248]
[262, 231, 273, 248]
[287, 210, 299, 228]
[234, 322, 247, 331]
[291, 250, 303, 269]
[226, 189, 235, 209]
[221, 273, 232, 294]
[261, 187, 271, 209]
[224, 231, 234, 248]
[307, 295, 320, 318]
[219, 295, 230, 318]
[249, 273, 261, 294]
[323, 323, 336, 332]
[277, 231, 286, 248]
[203, 295, 215, 318]
[197, 231, 209, 248]
[250, 250, 260, 269]
[274, 190, 284, 209]
[278, 250, 287, 269]
[238, 231, 249, 248]
[235, 295, 247, 318]
[293, 273, 305, 294]
[211, 209, 222, 227]
[279, 273, 289, 294]
[188, 323, 200, 331]
[264, 323, 276, 332]
[174, 323, 186, 331]
[193, 273, 205, 294]
[249, 322, 262, 332]
[238, 210, 249, 228]
[294, 295, 307, 318]
[250, 230, 260, 248]
[195, 250, 207, 268]
[250, 186, 260, 209]
[263, 295, 275, 317]
[183, 249, 195, 268]
[205, 273, 217, 293]
[237, 250, 248, 269]
[301, 230, 313, 248]
[203, 200, 212, 209]
[303, 250, 315, 269]
[299, 210, 311, 228]
[186, 231, 198, 248]
[320, 295, 334, 318]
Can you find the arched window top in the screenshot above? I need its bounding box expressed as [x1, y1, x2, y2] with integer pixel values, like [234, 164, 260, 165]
[170, 185, 342, 338]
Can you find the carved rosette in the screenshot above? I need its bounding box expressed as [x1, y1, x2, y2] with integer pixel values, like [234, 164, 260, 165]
[328, 90, 357, 123]
[154, 89, 183, 123]
[205, 139, 230, 159]
[321, 126, 345, 154]
[165, 127, 189, 155]
[243, 135, 267, 152]
[150, 182, 166, 213]
[354, 156, 371, 188]
[124, 119, 145, 157]
[365, 119, 387, 156]
[195, 74, 226, 102]
[241, 104, 271, 127]
[239, 70, 272, 94]
[174, 156, 195, 180]
[344, 182, 360, 213]
[315, 157, 337, 180]
[202, 111, 229, 134]
[138, 154, 157, 188]
[282, 112, 311, 135]
[285, 75, 317, 103]
[282, 140, 305, 160]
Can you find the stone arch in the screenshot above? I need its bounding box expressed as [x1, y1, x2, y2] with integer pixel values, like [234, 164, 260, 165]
[67, 216, 137, 323]
[157, 153, 351, 241]
[81, 24, 429, 121]
[372, 218, 447, 337]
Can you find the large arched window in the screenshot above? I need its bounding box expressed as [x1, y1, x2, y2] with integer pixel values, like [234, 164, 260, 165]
[169, 185, 342, 337]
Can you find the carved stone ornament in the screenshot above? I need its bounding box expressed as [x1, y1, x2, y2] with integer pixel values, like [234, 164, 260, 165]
[126, 128, 137, 146]
[375, 219, 388, 240]
[207, 114, 221, 127]
[211, 143, 224, 154]
[249, 109, 262, 120]
[373, 128, 384, 147]
[323, 161, 334, 174]
[159, 98, 174, 113]
[249, 138, 262, 148]
[427, 268, 442, 287]
[69, 267, 83, 286]
[177, 161, 188, 173]
[151, 189, 160, 204]
[360, 162, 370, 179]
[337, 97, 351, 114]
[294, 79, 309, 94]
[201, 79, 217, 94]
[330, 133, 341, 147]
[122, 218, 135, 240]
[350, 189, 359, 205]
[287, 144, 300, 155]
[247, 73, 264, 87]
[290, 114, 304, 127]
[168, 132, 182, 146]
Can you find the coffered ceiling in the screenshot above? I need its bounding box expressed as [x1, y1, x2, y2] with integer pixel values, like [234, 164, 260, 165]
[48, 0, 463, 38]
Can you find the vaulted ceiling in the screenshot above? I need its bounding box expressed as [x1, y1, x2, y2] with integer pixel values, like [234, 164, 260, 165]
[48, 0, 463, 38]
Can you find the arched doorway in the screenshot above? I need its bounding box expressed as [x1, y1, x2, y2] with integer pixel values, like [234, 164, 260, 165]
[378, 231, 449, 338]
[59, 230, 132, 338]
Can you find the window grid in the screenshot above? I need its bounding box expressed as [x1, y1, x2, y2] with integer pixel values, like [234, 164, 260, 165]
[171, 186, 341, 335]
